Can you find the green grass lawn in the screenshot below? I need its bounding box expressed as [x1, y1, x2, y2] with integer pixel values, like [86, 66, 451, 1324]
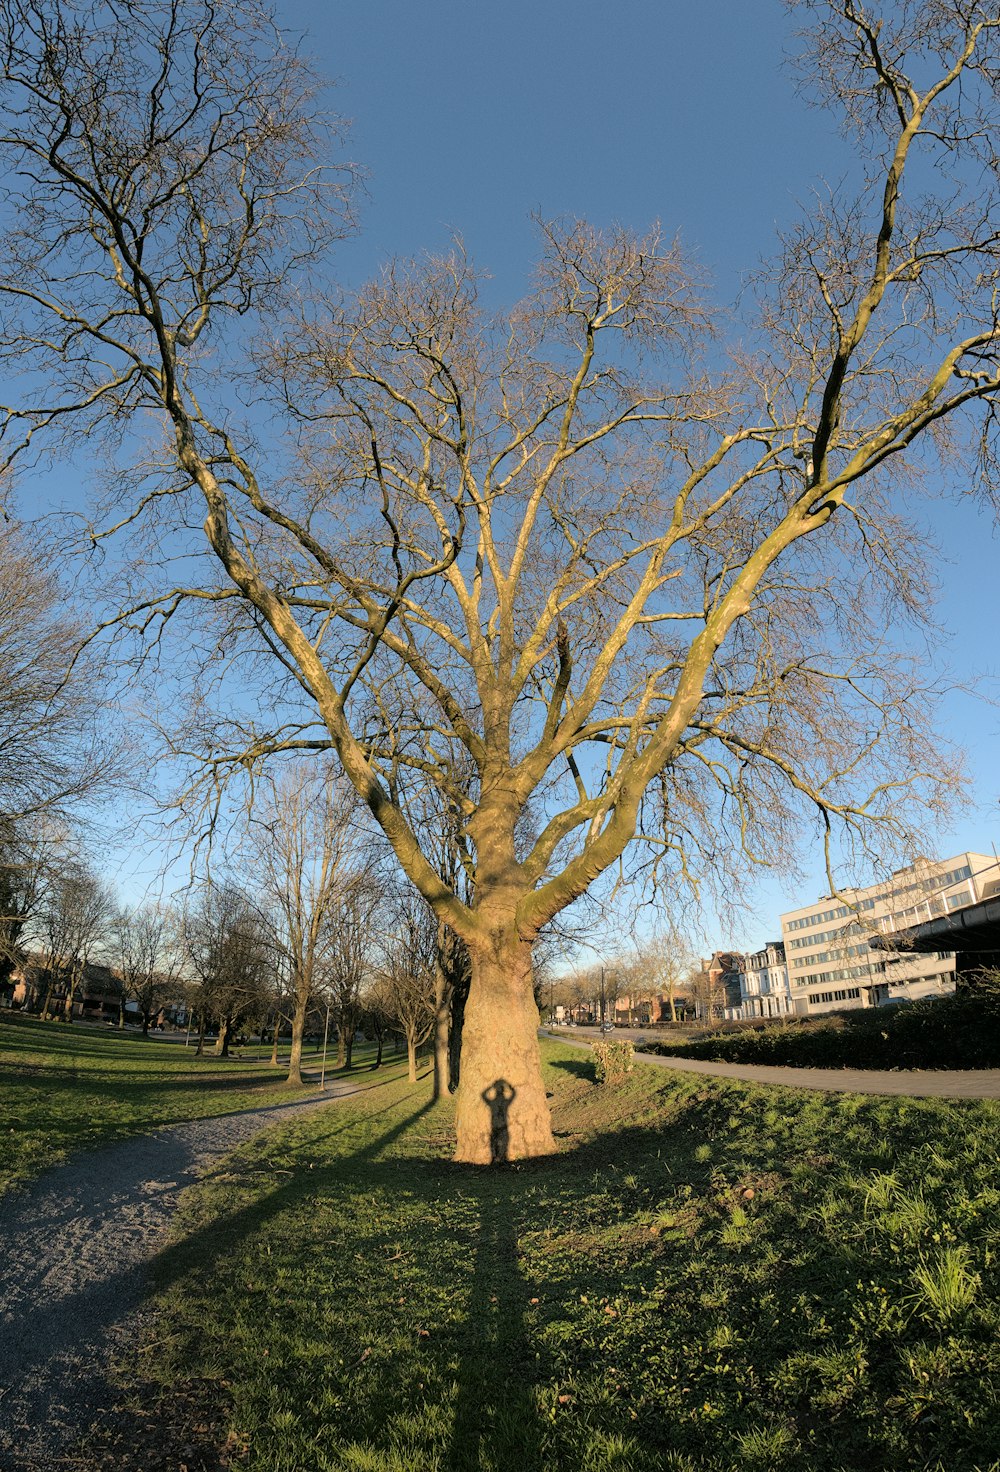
[0, 1012, 339, 1191]
[119, 1039, 1000, 1472]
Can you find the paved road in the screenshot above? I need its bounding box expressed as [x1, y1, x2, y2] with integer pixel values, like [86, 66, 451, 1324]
[0, 1079, 369, 1472]
[543, 1031, 1000, 1099]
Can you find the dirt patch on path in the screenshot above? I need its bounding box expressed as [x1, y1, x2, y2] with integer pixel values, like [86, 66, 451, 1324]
[0, 1080, 369, 1472]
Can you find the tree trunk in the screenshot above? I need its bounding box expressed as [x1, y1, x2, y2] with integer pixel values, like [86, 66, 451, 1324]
[213, 1015, 232, 1057]
[270, 1016, 280, 1068]
[406, 1030, 417, 1084]
[454, 934, 556, 1165]
[371, 1022, 383, 1070]
[449, 977, 467, 1089]
[432, 943, 452, 1102]
[195, 1008, 206, 1056]
[286, 986, 308, 1086]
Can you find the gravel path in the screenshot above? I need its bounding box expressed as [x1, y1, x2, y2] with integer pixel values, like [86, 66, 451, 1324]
[545, 1031, 1000, 1097]
[0, 1083, 358, 1472]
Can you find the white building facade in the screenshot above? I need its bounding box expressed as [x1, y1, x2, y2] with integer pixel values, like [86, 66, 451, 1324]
[734, 941, 793, 1020]
[779, 851, 1000, 1016]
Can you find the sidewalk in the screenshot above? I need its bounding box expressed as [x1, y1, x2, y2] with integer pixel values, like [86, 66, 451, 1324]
[542, 1031, 1000, 1099]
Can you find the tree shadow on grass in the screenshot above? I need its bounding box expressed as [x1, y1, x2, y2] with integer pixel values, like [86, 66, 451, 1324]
[455, 1190, 552, 1470]
[0, 1019, 195, 1060]
[116, 1092, 550, 1470]
[546, 1056, 596, 1082]
[69, 1078, 1000, 1472]
[0, 1057, 405, 1147]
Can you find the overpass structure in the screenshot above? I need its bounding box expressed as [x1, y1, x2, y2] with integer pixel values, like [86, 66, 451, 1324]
[875, 893, 1000, 984]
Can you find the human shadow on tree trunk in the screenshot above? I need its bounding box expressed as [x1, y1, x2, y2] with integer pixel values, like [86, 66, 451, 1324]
[481, 1078, 516, 1164]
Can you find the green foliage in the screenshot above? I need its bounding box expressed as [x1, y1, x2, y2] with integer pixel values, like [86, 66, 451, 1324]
[648, 974, 1000, 1069]
[110, 1041, 1000, 1472]
[592, 1039, 635, 1084]
[908, 1246, 980, 1327]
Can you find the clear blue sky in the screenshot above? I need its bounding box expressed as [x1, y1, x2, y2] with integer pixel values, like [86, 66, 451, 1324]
[98, 3, 1000, 946]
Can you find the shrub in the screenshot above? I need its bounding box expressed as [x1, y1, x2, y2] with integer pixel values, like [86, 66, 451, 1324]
[644, 973, 1000, 1070]
[592, 1038, 635, 1083]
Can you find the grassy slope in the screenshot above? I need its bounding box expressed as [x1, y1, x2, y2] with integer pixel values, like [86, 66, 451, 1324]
[0, 1013, 320, 1190]
[130, 1041, 1000, 1472]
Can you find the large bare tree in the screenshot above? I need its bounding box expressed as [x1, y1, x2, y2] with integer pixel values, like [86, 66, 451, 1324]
[0, 1, 998, 1159]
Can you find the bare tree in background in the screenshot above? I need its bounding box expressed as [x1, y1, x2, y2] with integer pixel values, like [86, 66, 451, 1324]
[34, 860, 112, 1020]
[370, 890, 437, 1084]
[183, 883, 272, 1057]
[0, 516, 116, 1000]
[113, 902, 183, 1033]
[398, 769, 474, 1099]
[636, 929, 696, 1024]
[0, 523, 115, 823]
[324, 871, 381, 1071]
[0, 818, 53, 994]
[688, 962, 730, 1024]
[249, 761, 366, 1085]
[0, 1, 999, 1157]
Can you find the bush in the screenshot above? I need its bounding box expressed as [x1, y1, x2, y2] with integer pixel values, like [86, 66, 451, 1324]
[592, 1038, 635, 1083]
[644, 973, 1000, 1070]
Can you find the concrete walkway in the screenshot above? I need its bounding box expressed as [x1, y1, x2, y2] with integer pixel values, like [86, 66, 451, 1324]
[542, 1031, 1000, 1099]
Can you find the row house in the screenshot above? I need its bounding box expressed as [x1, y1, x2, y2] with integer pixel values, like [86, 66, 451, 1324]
[694, 951, 744, 1021]
[7, 953, 123, 1020]
[735, 940, 793, 1019]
